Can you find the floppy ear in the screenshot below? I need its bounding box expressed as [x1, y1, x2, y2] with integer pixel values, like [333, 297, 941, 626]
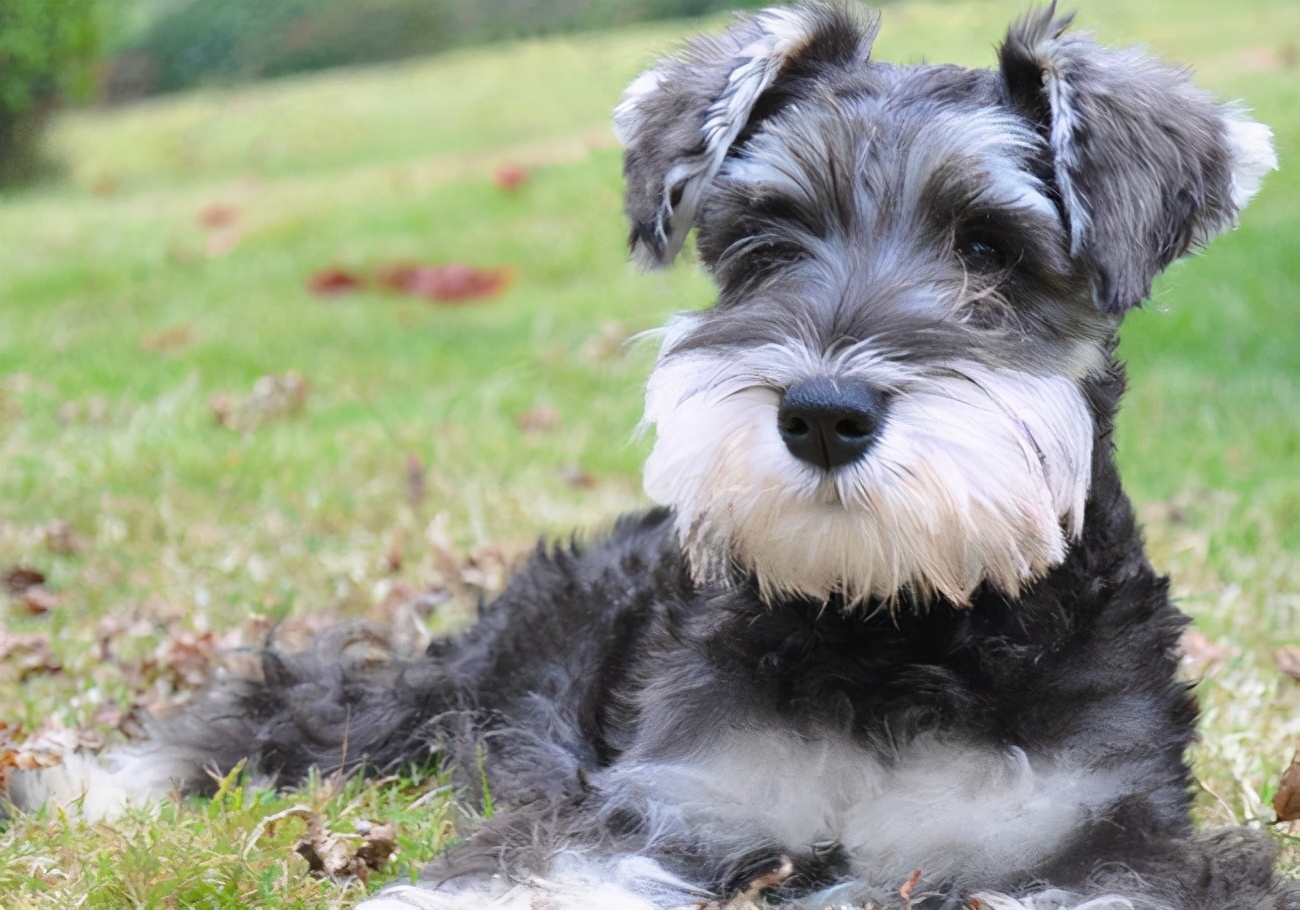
[614, 2, 878, 269]
[999, 7, 1277, 314]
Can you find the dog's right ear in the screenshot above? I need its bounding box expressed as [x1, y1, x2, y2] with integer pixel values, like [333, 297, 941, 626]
[614, 2, 878, 269]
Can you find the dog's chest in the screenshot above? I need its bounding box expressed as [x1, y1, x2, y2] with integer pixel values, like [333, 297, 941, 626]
[603, 731, 1129, 883]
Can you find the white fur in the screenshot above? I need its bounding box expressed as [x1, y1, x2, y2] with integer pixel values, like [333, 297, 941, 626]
[601, 731, 1130, 892]
[642, 336, 1093, 605]
[1222, 114, 1278, 215]
[357, 855, 705, 910]
[8, 746, 198, 821]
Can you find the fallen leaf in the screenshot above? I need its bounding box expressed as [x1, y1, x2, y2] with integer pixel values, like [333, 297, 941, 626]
[20, 586, 60, 615]
[151, 629, 221, 689]
[1179, 629, 1233, 677]
[721, 857, 793, 910]
[492, 163, 529, 192]
[211, 372, 309, 432]
[43, 520, 82, 555]
[578, 321, 633, 363]
[516, 404, 561, 434]
[140, 324, 194, 353]
[378, 262, 511, 304]
[0, 632, 62, 680]
[197, 204, 240, 230]
[406, 452, 426, 508]
[386, 529, 405, 574]
[264, 806, 397, 884]
[558, 464, 596, 489]
[4, 566, 45, 596]
[307, 268, 363, 296]
[1274, 751, 1300, 821]
[899, 868, 922, 910]
[1277, 647, 1300, 681]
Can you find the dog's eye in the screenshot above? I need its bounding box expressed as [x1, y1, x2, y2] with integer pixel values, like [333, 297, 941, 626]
[956, 237, 1006, 272]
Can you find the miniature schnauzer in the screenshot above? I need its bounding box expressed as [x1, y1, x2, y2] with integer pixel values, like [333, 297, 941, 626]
[14, 3, 1291, 908]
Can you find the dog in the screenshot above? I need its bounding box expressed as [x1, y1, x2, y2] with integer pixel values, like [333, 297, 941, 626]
[10, 3, 1291, 908]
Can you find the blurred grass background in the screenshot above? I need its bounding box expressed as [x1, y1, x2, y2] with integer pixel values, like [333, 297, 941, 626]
[1, 0, 1298, 906]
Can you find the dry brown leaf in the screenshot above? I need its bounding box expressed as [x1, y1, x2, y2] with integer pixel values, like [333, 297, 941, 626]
[151, 629, 221, 690]
[197, 203, 240, 230]
[1276, 646, 1300, 681]
[720, 857, 793, 910]
[20, 586, 60, 616]
[140, 324, 195, 353]
[406, 452, 426, 508]
[1274, 751, 1300, 821]
[43, 520, 82, 555]
[899, 868, 922, 910]
[211, 372, 309, 432]
[516, 404, 561, 435]
[266, 806, 398, 884]
[0, 632, 61, 680]
[558, 464, 596, 490]
[1179, 629, 1233, 677]
[4, 566, 46, 596]
[386, 529, 405, 574]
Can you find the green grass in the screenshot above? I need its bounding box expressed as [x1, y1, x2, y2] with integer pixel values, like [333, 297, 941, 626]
[2, 0, 1299, 905]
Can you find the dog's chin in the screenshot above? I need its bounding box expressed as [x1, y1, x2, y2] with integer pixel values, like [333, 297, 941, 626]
[643, 360, 1095, 607]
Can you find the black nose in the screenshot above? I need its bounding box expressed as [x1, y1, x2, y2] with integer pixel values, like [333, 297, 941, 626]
[777, 378, 886, 470]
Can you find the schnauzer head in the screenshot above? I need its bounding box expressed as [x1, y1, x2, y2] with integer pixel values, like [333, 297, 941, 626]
[616, 2, 1275, 606]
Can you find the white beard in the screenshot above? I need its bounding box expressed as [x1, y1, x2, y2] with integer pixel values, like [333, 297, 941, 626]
[641, 332, 1094, 605]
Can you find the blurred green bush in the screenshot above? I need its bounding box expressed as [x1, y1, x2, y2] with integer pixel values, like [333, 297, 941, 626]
[108, 0, 768, 100]
[0, 0, 100, 185]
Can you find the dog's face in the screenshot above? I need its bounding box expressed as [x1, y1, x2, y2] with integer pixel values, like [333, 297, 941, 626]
[617, 3, 1275, 605]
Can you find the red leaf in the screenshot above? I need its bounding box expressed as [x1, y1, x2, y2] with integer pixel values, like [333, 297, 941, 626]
[197, 203, 240, 229]
[308, 268, 363, 296]
[492, 164, 530, 192]
[3, 567, 45, 596]
[377, 263, 510, 304]
[515, 404, 561, 434]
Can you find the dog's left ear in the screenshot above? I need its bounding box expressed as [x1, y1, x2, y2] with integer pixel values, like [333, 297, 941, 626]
[614, 2, 878, 269]
[999, 8, 1278, 314]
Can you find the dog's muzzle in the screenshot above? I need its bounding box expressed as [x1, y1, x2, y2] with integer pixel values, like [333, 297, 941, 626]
[777, 378, 888, 471]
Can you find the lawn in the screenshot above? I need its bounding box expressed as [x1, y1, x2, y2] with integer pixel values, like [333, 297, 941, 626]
[1, 0, 1299, 905]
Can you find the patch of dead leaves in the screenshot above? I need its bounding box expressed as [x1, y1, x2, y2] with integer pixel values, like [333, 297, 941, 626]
[0, 718, 106, 792]
[256, 805, 397, 884]
[211, 371, 309, 432]
[0, 631, 62, 680]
